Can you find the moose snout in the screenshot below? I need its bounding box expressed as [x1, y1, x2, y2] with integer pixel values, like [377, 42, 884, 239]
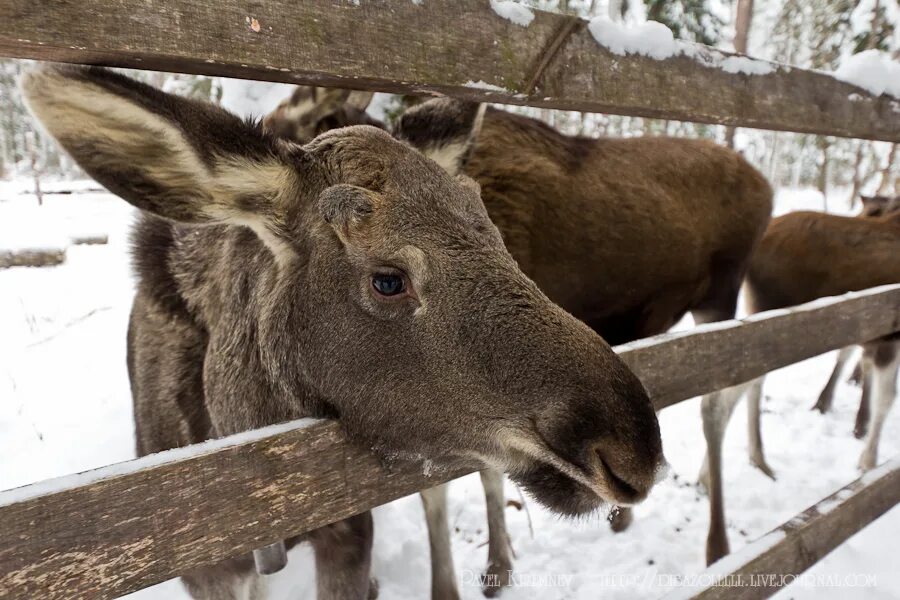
[587, 370, 665, 505]
[526, 362, 665, 509]
[591, 433, 665, 505]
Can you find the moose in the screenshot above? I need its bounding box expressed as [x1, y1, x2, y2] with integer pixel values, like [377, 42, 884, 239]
[22, 65, 666, 600]
[732, 196, 900, 485]
[814, 194, 900, 437]
[263, 85, 773, 583]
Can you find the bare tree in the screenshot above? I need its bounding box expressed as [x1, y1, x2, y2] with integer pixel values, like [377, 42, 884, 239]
[876, 143, 898, 195]
[25, 130, 42, 206]
[725, 0, 754, 148]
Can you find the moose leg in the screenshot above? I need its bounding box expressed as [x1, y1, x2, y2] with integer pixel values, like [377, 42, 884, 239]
[745, 376, 775, 479]
[700, 382, 749, 565]
[181, 555, 267, 600]
[480, 469, 514, 597]
[308, 512, 375, 600]
[420, 484, 461, 600]
[858, 342, 899, 471]
[855, 359, 874, 439]
[849, 358, 864, 385]
[813, 346, 856, 413]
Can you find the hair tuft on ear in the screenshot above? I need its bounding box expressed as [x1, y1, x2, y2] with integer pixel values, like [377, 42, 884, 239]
[22, 64, 303, 263]
[394, 98, 485, 176]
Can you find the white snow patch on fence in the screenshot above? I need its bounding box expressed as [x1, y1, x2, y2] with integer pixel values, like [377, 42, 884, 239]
[464, 79, 509, 93]
[588, 18, 679, 60]
[719, 55, 776, 76]
[833, 50, 900, 98]
[489, 0, 534, 27]
[588, 18, 778, 78]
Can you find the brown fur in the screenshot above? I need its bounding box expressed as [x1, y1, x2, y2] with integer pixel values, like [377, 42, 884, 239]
[747, 209, 900, 313]
[462, 109, 772, 343]
[23, 67, 665, 600]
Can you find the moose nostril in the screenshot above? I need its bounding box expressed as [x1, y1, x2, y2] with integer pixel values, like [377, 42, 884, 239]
[594, 447, 641, 499]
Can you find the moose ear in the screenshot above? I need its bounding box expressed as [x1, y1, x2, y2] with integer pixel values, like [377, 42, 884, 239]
[263, 86, 352, 143]
[346, 91, 375, 111]
[394, 98, 485, 176]
[22, 65, 299, 257]
[859, 195, 887, 216]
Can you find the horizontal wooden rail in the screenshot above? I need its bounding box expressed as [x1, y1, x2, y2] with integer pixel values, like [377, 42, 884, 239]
[666, 456, 900, 600]
[1, 1, 899, 141]
[1, 284, 899, 599]
[623, 283, 900, 410]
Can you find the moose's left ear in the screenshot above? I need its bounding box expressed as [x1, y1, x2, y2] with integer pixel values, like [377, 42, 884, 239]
[394, 98, 485, 176]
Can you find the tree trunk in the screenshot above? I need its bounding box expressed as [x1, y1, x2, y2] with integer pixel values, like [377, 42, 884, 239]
[876, 143, 897, 195]
[817, 137, 830, 211]
[25, 130, 43, 206]
[725, 0, 754, 148]
[848, 141, 866, 210]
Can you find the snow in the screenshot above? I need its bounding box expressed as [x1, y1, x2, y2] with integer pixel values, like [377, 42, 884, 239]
[464, 80, 510, 93]
[1, 186, 899, 599]
[833, 50, 900, 99]
[588, 18, 680, 60]
[587, 17, 778, 76]
[0, 180, 114, 252]
[719, 56, 776, 76]
[490, 0, 534, 27]
[218, 77, 297, 119]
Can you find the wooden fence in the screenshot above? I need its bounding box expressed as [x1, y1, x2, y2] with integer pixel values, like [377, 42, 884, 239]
[1, 2, 899, 599]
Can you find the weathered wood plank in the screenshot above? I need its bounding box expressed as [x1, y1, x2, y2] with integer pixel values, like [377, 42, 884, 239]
[0, 1, 898, 141]
[625, 284, 900, 410]
[665, 456, 900, 600]
[0, 419, 469, 600]
[1, 285, 899, 599]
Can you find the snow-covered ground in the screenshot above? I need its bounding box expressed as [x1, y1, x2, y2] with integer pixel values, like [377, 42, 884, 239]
[1, 184, 897, 599]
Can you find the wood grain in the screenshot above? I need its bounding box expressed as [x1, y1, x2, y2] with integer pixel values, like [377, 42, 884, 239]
[0, 286, 898, 598]
[624, 284, 900, 410]
[0, 1, 898, 141]
[666, 457, 900, 600]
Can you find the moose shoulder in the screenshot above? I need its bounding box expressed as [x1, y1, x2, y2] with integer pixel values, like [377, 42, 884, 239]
[22, 66, 664, 600]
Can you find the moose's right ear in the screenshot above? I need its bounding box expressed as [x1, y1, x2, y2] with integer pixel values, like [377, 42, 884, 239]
[394, 98, 485, 176]
[21, 65, 301, 240]
[263, 86, 352, 143]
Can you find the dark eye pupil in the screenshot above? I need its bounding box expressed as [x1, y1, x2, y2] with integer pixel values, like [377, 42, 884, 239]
[372, 274, 404, 296]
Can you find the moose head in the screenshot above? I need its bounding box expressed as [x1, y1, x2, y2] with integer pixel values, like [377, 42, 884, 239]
[23, 65, 664, 514]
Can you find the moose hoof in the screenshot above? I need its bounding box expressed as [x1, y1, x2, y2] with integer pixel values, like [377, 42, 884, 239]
[854, 423, 869, 439]
[482, 561, 513, 597]
[811, 398, 831, 414]
[367, 577, 379, 600]
[751, 457, 776, 481]
[858, 453, 876, 472]
[608, 507, 633, 533]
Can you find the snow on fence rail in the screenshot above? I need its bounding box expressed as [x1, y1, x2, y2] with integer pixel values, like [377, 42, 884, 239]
[1, 285, 899, 600]
[1, 0, 899, 141]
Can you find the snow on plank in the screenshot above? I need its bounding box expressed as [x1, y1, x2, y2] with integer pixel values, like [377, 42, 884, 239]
[0, 286, 899, 599]
[0, 0, 898, 141]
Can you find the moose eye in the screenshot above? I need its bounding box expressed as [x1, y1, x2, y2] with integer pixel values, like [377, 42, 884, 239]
[371, 274, 406, 297]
